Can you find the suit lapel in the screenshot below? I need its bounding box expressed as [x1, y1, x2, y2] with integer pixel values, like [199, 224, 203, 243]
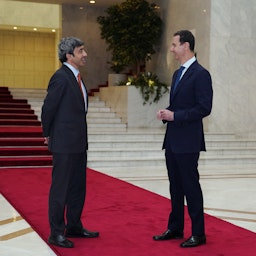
[62, 65, 85, 105]
[171, 61, 198, 100]
[81, 77, 88, 110]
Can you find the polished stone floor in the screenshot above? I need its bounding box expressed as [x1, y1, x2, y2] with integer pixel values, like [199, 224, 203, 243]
[1, 164, 256, 255]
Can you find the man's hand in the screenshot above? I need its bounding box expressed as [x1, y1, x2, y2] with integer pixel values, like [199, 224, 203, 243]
[157, 109, 174, 121]
[44, 137, 49, 145]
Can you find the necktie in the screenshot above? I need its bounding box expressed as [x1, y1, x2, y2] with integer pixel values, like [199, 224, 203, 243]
[172, 66, 185, 92]
[77, 73, 84, 98]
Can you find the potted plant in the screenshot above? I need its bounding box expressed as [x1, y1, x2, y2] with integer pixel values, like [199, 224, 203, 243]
[97, 0, 167, 101]
[107, 52, 128, 86]
[126, 72, 168, 104]
[97, 0, 163, 75]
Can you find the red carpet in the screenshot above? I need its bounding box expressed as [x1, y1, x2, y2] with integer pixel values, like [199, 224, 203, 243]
[0, 86, 52, 167]
[0, 167, 255, 256]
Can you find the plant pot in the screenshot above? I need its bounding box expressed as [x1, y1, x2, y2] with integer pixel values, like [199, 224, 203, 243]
[108, 74, 127, 86]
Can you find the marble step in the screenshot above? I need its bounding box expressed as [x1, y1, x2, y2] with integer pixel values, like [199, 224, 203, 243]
[87, 131, 238, 140]
[201, 147, 256, 156]
[87, 146, 256, 158]
[88, 123, 126, 129]
[10, 88, 98, 103]
[8, 89, 256, 169]
[26, 105, 119, 123]
[9, 88, 46, 97]
[87, 154, 256, 168]
[87, 138, 256, 148]
[92, 165, 256, 179]
[87, 117, 122, 124]
[88, 107, 112, 112]
[10, 90, 119, 123]
[89, 101, 107, 107]
[88, 140, 162, 148]
[206, 140, 256, 147]
[88, 148, 164, 158]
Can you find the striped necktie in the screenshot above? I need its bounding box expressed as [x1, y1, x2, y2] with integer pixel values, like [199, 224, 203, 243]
[77, 73, 84, 98]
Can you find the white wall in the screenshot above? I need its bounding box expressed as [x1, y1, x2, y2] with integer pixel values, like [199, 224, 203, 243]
[209, 0, 256, 134]
[0, 0, 60, 29]
[152, 0, 256, 134]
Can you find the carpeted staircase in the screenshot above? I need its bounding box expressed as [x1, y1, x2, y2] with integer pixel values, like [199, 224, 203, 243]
[1, 86, 256, 178]
[0, 86, 128, 168]
[0, 87, 52, 167]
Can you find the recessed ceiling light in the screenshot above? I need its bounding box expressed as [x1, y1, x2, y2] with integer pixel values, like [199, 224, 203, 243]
[33, 28, 37, 31]
[13, 26, 17, 30]
[90, 1, 96, 4]
[52, 29, 56, 32]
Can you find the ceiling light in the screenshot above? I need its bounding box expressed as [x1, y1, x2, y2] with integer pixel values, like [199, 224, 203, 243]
[90, 1, 96, 4]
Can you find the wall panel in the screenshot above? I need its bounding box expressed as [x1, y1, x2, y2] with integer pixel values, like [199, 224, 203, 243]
[0, 30, 56, 88]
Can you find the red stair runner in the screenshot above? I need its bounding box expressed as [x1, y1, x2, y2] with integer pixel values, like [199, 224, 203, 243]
[0, 86, 52, 167]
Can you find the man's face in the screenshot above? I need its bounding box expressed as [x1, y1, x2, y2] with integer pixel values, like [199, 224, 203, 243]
[170, 35, 186, 62]
[67, 45, 87, 69]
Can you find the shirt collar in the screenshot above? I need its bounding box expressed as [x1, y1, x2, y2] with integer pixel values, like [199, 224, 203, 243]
[63, 62, 79, 78]
[182, 56, 196, 70]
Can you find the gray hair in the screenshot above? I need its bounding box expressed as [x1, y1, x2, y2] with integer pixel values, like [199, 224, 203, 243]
[58, 37, 84, 63]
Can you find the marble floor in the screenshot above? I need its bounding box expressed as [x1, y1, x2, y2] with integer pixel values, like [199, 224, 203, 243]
[1, 164, 256, 255]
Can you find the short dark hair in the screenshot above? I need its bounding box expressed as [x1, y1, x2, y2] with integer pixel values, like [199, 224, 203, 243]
[58, 37, 84, 63]
[174, 30, 195, 51]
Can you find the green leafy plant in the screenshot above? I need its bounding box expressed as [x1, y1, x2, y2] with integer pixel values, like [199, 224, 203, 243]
[127, 72, 169, 104]
[107, 61, 127, 74]
[97, 0, 163, 75]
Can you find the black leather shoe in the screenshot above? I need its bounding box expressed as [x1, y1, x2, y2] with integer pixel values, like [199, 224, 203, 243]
[153, 229, 183, 241]
[48, 234, 74, 248]
[180, 235, 206, 248]
[66, 228, 99, 238]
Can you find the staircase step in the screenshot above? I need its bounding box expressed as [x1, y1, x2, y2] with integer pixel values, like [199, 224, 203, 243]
[87, 112, 116, 118]
[88, 123, 127, 129]
[89, 140, 162, 148]
[9, 88, 46, 97]
[0, 113, 38, 120]
[0, 87, 9, 92]
[0, 99, 28, 104]
[90, 165, 256, 182]
[0, 138, 45, 146]
[0, 95, 12, 100]
[206, 140, 256, 147]
[0, 156, 52, 167]
[0, 103, 31, 109]
[89, 101, 106, 107]
[88, 154, 256, 169]
[0, 119, 41, 126]
[88, 148, 163, 158]
[87, 117, 122, 124]
[0, 126, 43, 138]
[1, 88, 256, 172]
[88, 156, 165, 168]
[88, 107, 111, 113]
[0, 147, 50, 156]
[201, 147, 256, 156]
[0, 108, 34, 114]
[199, 155, 256, 165]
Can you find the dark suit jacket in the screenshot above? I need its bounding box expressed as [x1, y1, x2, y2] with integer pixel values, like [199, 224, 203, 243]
[163, 60, 213, 153]
[41, 65, 88, 154]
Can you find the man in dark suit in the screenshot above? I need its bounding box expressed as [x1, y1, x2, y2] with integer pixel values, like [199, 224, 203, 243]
[41, 37, 99, 248]
[153, 30, 213, 248]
